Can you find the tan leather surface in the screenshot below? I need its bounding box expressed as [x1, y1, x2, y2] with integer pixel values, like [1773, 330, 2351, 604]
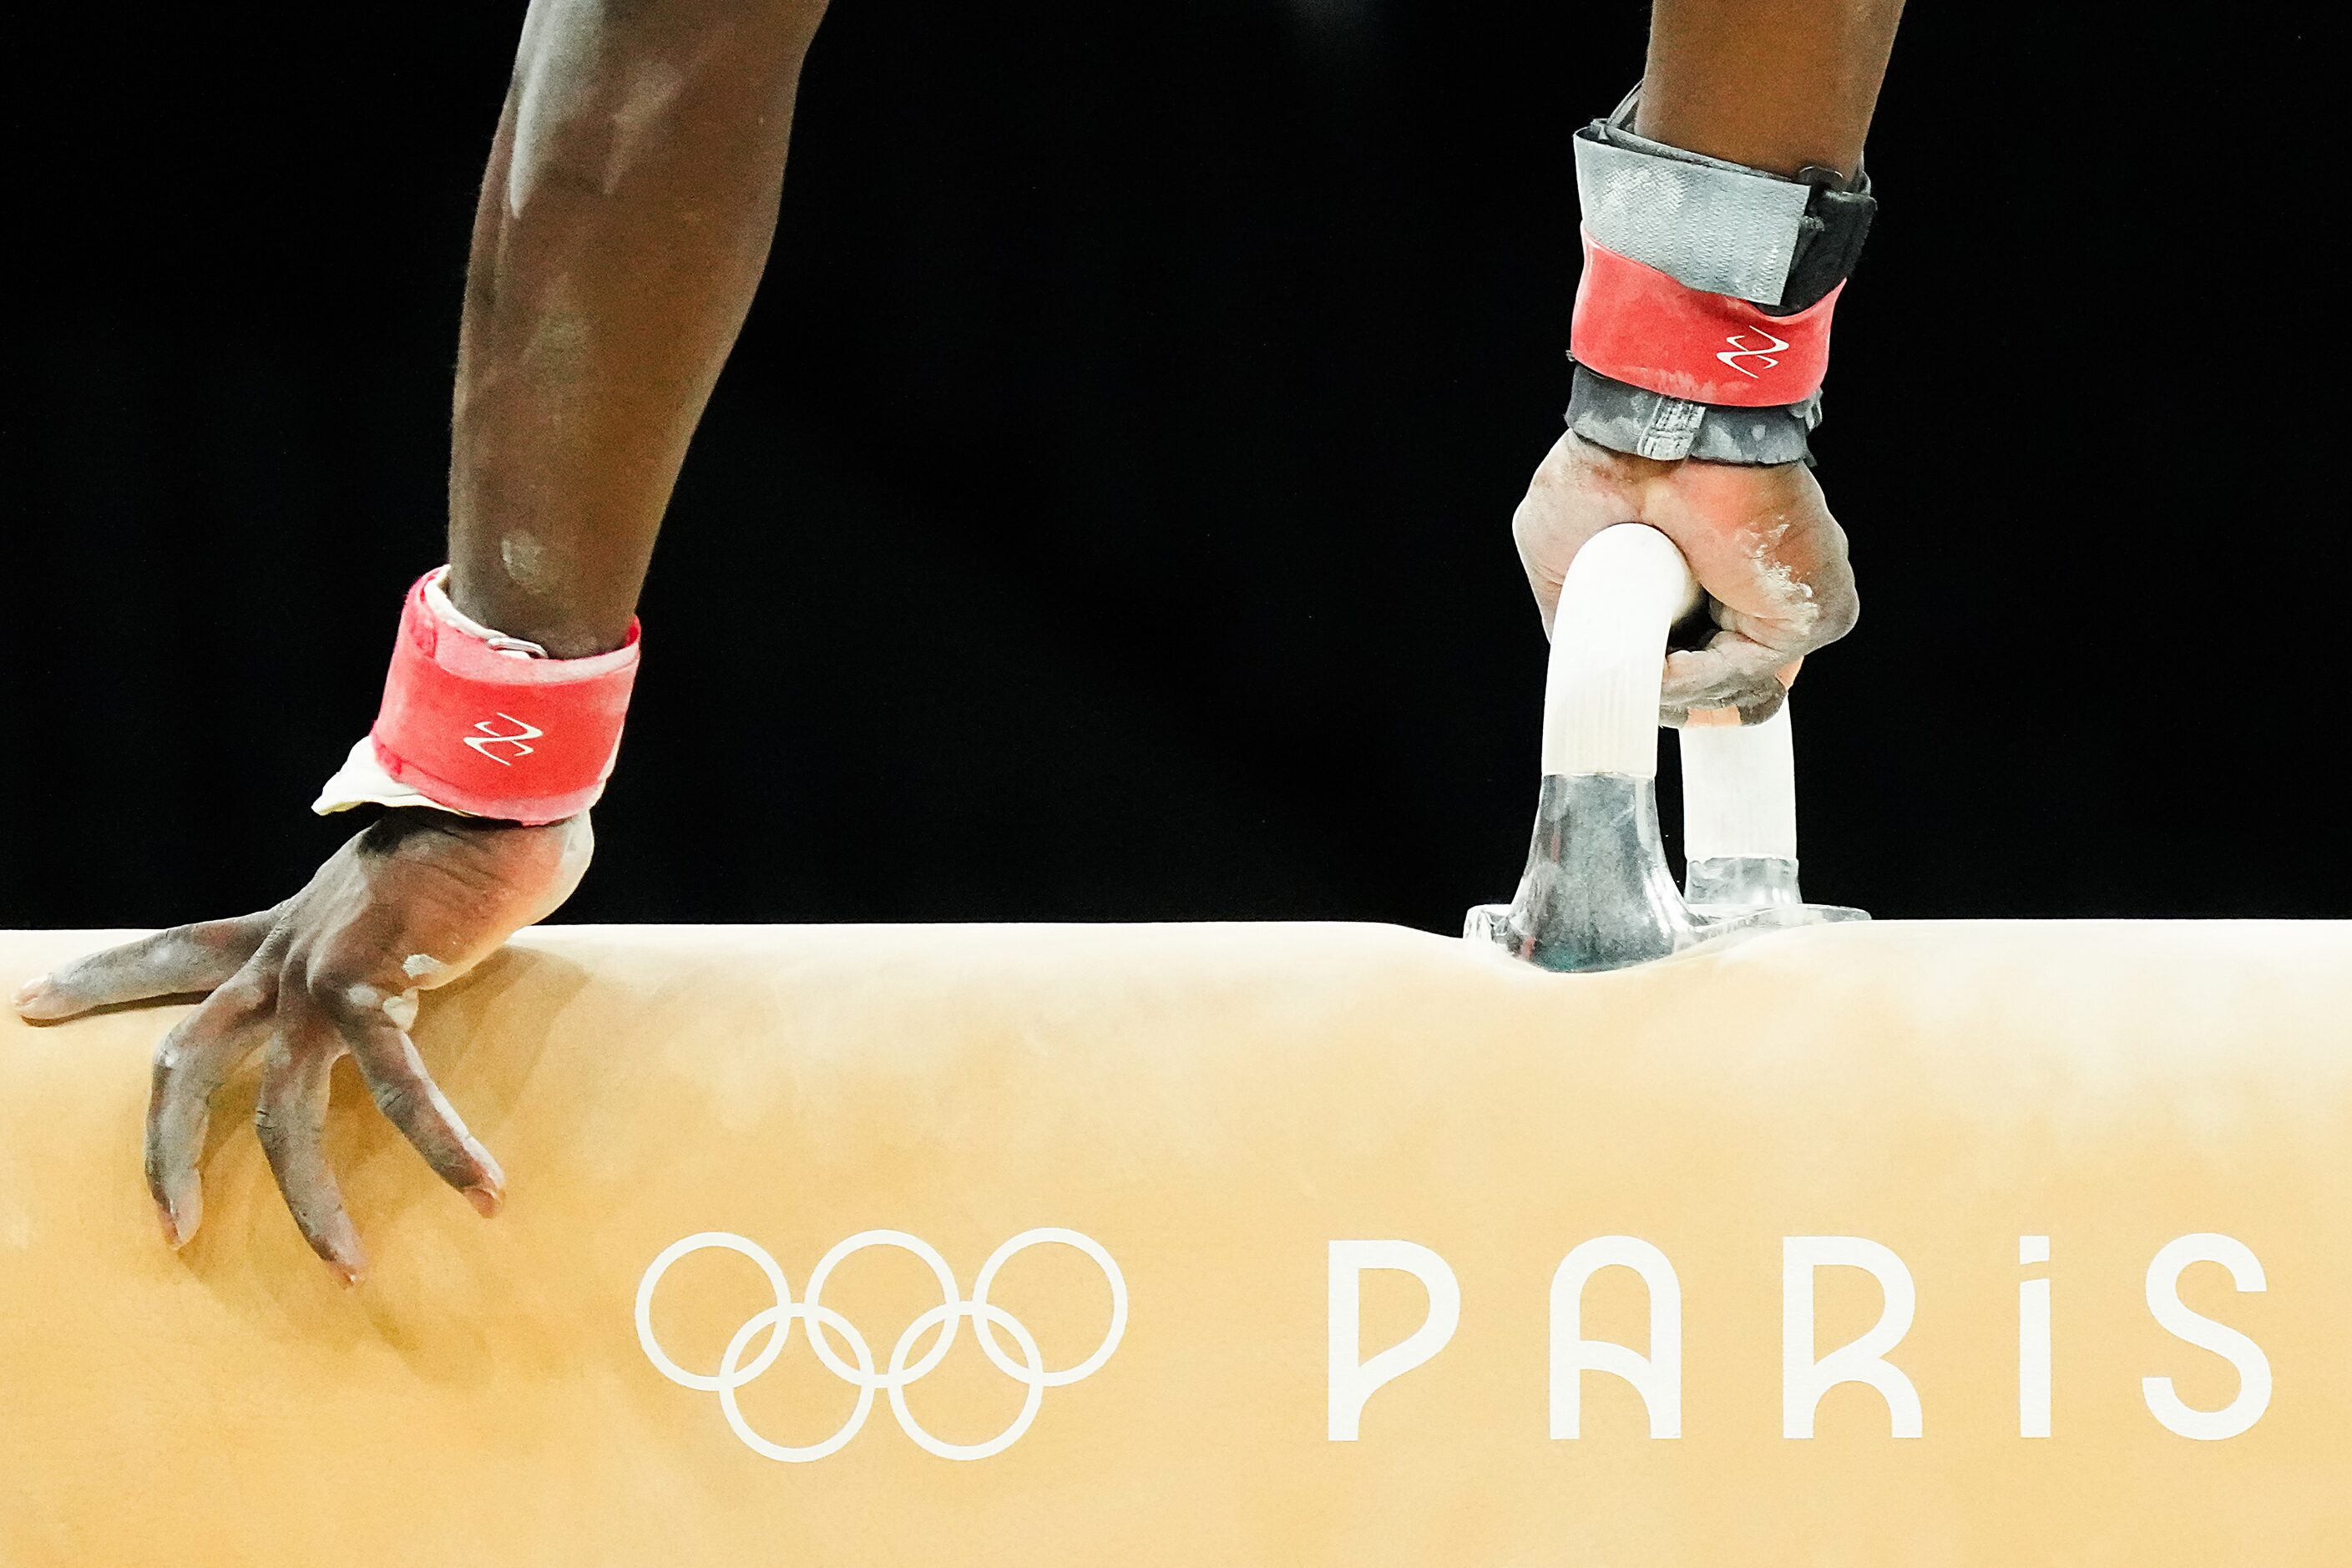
[3, 919, 2349, 1564]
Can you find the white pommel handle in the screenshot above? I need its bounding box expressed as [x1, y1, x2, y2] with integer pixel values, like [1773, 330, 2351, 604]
[1539, 524, 1700, 778]
[1677, 704, 1800, 861]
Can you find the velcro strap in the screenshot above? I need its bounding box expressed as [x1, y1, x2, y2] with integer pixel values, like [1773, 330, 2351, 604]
[1782, 185, 1876, 314]
[368, 569, 640, 824]
[1573, 124, 1811, 305]
[1570, 232, 1839, 407]
[1565, 363, 1818, 466]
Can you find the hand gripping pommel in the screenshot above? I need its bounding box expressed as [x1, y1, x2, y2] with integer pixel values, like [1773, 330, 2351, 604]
[1465, 524, 1864, 973]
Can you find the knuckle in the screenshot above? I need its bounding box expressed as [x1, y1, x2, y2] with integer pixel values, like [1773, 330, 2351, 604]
[180, 917, 238, 946]
[1509, 497, 1542, 552]
[250, 1057, 300, 1156]
[220, 969, 273, 1011]
[369, 1075, 422, 1128]
[194, 913, 260, 950]
[302, 967, 382, 1018]
[147, 923, 201, 959]
[136, 922, 236, 982]
[250, 1101, 290, 1159]
[149, 1028, 210, 1091]
[252, 1098, 316, 1174]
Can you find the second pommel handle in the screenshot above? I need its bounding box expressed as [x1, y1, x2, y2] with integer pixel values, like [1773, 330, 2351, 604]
[1538, 522, 1801, 863]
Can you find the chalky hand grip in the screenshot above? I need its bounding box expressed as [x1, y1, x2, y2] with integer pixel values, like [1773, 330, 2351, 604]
[1469, 525, 1859, 972]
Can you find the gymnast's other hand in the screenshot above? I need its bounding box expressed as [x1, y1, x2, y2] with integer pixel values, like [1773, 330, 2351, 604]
[1510, 430, 1860, 726]
[10, 810, 593, 1283]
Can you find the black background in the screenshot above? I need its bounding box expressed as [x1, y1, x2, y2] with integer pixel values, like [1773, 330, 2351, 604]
[6, 3, 2334, 932]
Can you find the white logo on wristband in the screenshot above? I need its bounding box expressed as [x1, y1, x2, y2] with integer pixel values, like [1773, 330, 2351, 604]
[1717, 328, 1791, 379]
[461, 713, 544, 766]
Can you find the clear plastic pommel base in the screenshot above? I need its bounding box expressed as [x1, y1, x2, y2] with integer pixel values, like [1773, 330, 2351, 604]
[1464, 774, 1866, 974]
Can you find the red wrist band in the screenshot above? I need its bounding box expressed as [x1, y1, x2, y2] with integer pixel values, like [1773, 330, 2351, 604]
[1570, 230, 1841, 408]
[367, 570, 640, 824]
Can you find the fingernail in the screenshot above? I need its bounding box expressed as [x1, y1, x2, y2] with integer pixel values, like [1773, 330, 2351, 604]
[464, 1184, 502, 1219]
[330, 1258, 366, 1288]
[156, 1202, 184, 1249]
[12, 975, 51, 1014]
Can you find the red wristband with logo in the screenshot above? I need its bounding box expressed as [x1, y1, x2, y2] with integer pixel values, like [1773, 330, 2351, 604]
[1570, 230, 1842, 407]
[367, 571, 640, 824]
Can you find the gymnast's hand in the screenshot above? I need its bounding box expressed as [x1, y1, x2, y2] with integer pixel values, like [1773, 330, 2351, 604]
[10, 810, 593, 1282]
[1511, 431, 1859, 726]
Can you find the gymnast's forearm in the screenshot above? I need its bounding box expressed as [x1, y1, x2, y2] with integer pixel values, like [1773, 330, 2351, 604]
[445, 0, 827, 658]
[1514, 3, 1897, 716]
[1640, 0, 1904, 177]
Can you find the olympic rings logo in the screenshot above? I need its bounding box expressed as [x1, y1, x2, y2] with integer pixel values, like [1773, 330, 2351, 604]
[635, 1227, 1127, 1463]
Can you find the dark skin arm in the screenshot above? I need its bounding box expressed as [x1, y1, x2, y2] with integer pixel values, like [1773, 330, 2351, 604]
[1514, 0, 1904, 723]
[1640, 0, 1904, 179]
[16, 0, 1904, 1278]
[448, 0, 827, 657]
[13, 0, 828, 1281]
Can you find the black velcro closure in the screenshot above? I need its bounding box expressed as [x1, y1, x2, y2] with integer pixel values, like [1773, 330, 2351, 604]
[1773, 187, 1877, 316]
